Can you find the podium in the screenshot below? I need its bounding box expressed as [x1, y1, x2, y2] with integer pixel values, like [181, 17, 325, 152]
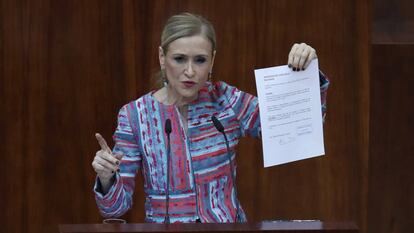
[58, 221, 358, 233]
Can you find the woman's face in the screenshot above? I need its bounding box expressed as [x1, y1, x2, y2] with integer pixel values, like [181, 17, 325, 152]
[159, 35, 215, 103]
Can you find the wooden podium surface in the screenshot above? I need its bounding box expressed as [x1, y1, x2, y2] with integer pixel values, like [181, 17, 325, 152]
[59, 221, 358, 233]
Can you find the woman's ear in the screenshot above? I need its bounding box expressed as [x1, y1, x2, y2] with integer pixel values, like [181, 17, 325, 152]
[159, 46, 165, 68]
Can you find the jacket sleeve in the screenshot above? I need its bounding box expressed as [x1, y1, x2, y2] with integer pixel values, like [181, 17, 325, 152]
[219, 82, 261, 138]
[319, 71, 330, 122]
[93, 103, 142, 218]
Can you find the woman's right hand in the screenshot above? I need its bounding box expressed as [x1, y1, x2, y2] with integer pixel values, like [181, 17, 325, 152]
[92, 133, 123, 187]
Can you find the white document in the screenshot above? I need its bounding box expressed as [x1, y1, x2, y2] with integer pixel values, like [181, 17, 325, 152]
[254, 59, 325, 167]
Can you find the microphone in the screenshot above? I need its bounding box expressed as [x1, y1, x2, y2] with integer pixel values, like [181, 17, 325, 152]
[165, 118, 172, 134]
[211, 116, 241, 222]
[164, 119, 172, 224]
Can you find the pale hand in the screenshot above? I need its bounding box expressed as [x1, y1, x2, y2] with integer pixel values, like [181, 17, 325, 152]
[92, 133, 123, 184]
[288, 43, 317, 71]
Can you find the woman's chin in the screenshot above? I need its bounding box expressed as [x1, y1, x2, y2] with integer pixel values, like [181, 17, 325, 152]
[178, 89, 199, 101]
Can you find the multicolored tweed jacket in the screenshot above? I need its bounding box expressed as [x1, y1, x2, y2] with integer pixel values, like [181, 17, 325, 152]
[94, 76, 329, 223]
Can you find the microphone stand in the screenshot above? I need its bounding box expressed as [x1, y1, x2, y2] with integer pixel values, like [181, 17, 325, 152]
[164, 119, 172, 224]
[211, 116, 241, 222]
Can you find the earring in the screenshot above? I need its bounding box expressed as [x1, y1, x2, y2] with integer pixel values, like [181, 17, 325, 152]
[161, 68, 168, 86]
[208, 71, 213, 82]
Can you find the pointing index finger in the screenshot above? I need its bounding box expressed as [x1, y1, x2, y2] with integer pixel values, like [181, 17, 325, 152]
[95, 133, 111, 153]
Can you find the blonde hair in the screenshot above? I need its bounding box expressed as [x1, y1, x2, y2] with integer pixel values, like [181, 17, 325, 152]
[160, 12, 216, 54]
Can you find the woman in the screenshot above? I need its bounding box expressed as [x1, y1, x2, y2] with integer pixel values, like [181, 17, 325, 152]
[92, 12, 329, 223]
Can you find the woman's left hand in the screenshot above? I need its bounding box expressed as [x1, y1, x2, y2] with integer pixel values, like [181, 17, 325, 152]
[288, 43, 317, 71]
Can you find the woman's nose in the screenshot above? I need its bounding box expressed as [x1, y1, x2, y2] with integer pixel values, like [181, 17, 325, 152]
[185, 62, 195, 77]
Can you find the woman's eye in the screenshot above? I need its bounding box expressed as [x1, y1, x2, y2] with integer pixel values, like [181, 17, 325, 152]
[195, 57, 206, 64]
[174, 56, 185, 63]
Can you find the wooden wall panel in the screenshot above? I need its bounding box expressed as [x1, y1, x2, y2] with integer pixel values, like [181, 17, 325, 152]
[373, 0, 414, 43]
[370, 1, 414, 233]
[0, 2, 26, 232]
[1, 0, 370, 233]
[369, 44, 414, 233]
[374, 0, 414, 22]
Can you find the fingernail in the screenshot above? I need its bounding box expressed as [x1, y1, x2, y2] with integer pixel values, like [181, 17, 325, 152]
[302, 68, 305, 71]
[117, 168, 120, 172]
[111, 171, 115, 174]
[115, 161, 120, 165]
[293, 67, 297, 71]
[288, 64, 292, 68]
